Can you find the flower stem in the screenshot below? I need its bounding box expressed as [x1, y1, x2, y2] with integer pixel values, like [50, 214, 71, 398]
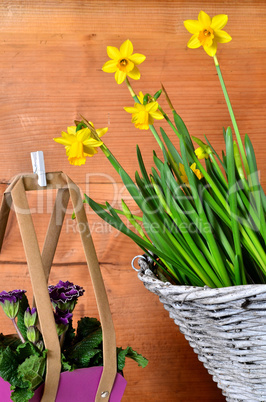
[100, 144, 123, 174]
[12, 319, 25, 343]
[60, 331, 66, 349]
[125, 78, 136, 98]
[213, 55, 250, 177]
[149, 125, 163, 150]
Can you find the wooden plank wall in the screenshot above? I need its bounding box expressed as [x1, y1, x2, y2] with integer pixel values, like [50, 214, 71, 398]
[0, 1, 265, 401]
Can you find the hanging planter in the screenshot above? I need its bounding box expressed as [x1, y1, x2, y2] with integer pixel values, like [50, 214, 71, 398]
[134, 256, 266, 402]
[0, 173, 147, 402]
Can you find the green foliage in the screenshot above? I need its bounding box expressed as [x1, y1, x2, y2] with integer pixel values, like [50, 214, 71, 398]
[66, 327, 103, 368]
[117, 347, 148, 372]
[17, 354, 46, 390]
[86, 109, 266, 287]
[0, 334, 21, 351]
[0, 347, 27, 388]
[16, 342, 42, 364]
[16, 295, 30, 341]
[10, 387, 34, 402]
[61, 353, 75, 372]
[62, 318, 76, 351]
[0, 316, 147, 401]
[76, 317, 101, 342]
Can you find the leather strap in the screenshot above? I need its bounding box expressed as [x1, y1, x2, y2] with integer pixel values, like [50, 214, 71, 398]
[11, 177, 61, 402]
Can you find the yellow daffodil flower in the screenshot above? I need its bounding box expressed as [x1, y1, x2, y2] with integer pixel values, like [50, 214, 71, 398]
[102, 39, 146, 85]
[179, 163, 204, 185]
[179, 163, 189, 184]
[53, 125, 107, 166]
[192, 163, 204, 180]
[184, 11, 232, 57]
[124, 92, 164, 130]
[195, 146, 209, 159]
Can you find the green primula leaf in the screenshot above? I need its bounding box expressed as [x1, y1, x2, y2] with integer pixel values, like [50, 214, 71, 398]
[61, 353, 75, 372]
[89, 349, 103, 367]
[117, 347, 148, 372]
[0, 347, 27, 388]
[10, 387, 34, 402]
[66, 328, 103, 368]
[16, 341, 41, 364]
[0, 334, 21, 351]
[16, 294, 30, 341]
[17, 354, 46, 391]
[68, 348, 102, 369]
[76, 317, 101, 342]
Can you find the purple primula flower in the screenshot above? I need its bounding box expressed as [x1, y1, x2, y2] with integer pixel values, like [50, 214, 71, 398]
[48, 280, 84, 311]
[54, 307, 73, 326]
[54, 306, 73, 336]
[0, 289, 26, 305]
[26, 307, 37, 314]
[0, 290, 26, 319]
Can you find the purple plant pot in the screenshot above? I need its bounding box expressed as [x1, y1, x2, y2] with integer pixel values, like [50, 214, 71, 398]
[0, 367, 127, 401]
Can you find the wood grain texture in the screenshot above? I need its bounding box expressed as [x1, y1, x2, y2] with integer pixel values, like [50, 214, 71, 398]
[0, 0, 266, 400]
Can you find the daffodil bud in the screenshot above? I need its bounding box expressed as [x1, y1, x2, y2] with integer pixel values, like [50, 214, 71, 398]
[195, 146, 209, 160]
[192, 136, 211, 159]
[143, 93, 149, 105]
[76, 122, 86, 131]
[153, 89, 162, 100]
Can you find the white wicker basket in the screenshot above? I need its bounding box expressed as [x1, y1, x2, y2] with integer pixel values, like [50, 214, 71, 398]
[135, 256, 266, 402]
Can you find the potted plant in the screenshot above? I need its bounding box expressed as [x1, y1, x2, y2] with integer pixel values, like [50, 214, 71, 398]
[53, 11, 266, 401]
[0, 281, 147, 401]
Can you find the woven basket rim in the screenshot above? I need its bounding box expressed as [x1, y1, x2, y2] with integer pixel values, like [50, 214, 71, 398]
[137, 266, 266, 304]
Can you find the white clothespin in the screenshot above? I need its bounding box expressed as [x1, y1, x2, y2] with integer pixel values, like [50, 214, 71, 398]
[31, 151, 47, 187]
